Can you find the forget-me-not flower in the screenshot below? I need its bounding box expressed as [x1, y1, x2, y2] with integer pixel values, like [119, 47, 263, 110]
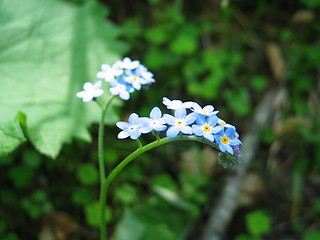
[162, 97, 194, 110]
[76, 80, 104, 102]
[163, 108, 197, 138]
[117, 57, 140, 70]
[139, 107, 167, 134]
[109, 76, 134, 100]
[96, 63, 123, 82]
[189, 102, 219, 116]
[215, 127, 242, 155]
[116, 113, 143, 140]
[192, 115, 224, 142]
[124, 71, 147, 90]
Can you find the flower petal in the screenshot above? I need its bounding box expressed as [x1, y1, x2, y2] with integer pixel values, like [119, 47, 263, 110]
[163, 114, 176, 125]
[118, 131, 130, 139]
[184, 112, 197, 125]
[116, 122, 129, 130]
[150, 107, 161, 119]
[166, 126, 179, 138]
[179, 125, 193, 134]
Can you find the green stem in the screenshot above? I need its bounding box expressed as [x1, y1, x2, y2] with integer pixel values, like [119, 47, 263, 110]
[97, 95, 116, 240]
[101, 135, 220, 217]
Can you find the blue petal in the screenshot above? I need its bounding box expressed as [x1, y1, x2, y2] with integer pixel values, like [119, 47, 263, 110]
[166, 126, 179, 138]
[203, 132, 214, 142]
[180, 125, 193, 134]
[128, 113, 139, 124]
[150, 107, 161, 119]
[196, 114, 205, 125]
[225, 127, 235, 137]
[130, 130, 141, 140]
[224, 144, 234, 155]
[211, 125, 224, 134]
[192, 125, 203, 136]
[207, 115, 218, 126]
[154, 125, 167, 131]
[120, 91, 130, 100]
[116, 122, 129, 130]
[118, 131, 130, 139]
[139, 126, 153, 134]
[163, 114, 176, 125]
[175, 108, 187, 118]
[218, 143, 226, 152]
[184, 112, 197, 125]
[229, 138, 242, 146]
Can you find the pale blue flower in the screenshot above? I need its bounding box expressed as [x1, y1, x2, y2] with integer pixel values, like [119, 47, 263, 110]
[116, 113, 143, 140]
[162, 97, 195, 110]
[124, 71, 147, 90]
[189, 102, 219, 116]
[136, 64, 155, 84]
[76, 80, 104, 102]
[96, 63, 123, 82]
[109, 76, 134, 100]
[215, 128, 242, 155]
[163, 108, 197, 138]
[139, 107, 167, 134]
[117, 57, 140, 70]
[192, 115, 224, 142]
[218, 118, 234, 128]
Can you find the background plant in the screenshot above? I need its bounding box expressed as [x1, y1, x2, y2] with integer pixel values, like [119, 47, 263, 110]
[1, 0, 320, 239]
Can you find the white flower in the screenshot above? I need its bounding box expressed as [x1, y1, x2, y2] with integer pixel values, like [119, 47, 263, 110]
[76, 81, 104, 102]
[162, 97, 194, 110]
[96, 63, 123, 82]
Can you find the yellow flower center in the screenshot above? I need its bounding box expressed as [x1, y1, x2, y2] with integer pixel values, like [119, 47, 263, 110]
[221, 136, 229, 144]
[201, 110, 207, 114]
[203, 125, 211, 132]
[176, 120, 184, 126]
[132, 76, 138, 81]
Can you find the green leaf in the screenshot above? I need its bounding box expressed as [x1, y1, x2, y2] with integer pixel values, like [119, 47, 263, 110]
[250, 76, 268, 92]
[303, 231, 320, 240]
[299, 0, 320, 8]
[84, 201, 111, 228]
[0, 0, 124, 158]
[72, 187, 94, 206]
[113, 209, 145, 240]
[76, 163, 99, 185]
[0, 109, 26, 157]
[114, 184, 138, 205]
[246, 210, 271, 236]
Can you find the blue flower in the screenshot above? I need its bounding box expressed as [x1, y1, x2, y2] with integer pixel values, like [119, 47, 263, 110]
[162, 97, 195, 110]
[163, 108, 197, 138]
[116, 113, 143, 140]
[139, 107, 167, 134]
[109, 76, 134, 100]
[76, 80, 104, 102]
[135, 64, 155, 84]
[192, 115, 224, 142]
[124, 70, 147, 90]
[96, 63, 123, 82]
[215, 128, 242, 155]
[189, 102, 219, 116]
[116, 57, 140, 70]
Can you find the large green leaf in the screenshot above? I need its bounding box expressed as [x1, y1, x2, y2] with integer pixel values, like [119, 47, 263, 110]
[0, 0, 125, 158]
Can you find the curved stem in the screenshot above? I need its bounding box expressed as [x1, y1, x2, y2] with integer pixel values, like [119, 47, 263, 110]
[102, 135, 220, 215]
[98, 95, 116, 240]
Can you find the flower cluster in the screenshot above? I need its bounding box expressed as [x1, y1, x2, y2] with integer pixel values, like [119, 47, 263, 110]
[76, 57, 155, 102]
[117, 97, 242, 155]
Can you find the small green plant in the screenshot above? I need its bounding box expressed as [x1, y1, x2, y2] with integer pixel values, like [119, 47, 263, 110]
[76, 57, 242, 239]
